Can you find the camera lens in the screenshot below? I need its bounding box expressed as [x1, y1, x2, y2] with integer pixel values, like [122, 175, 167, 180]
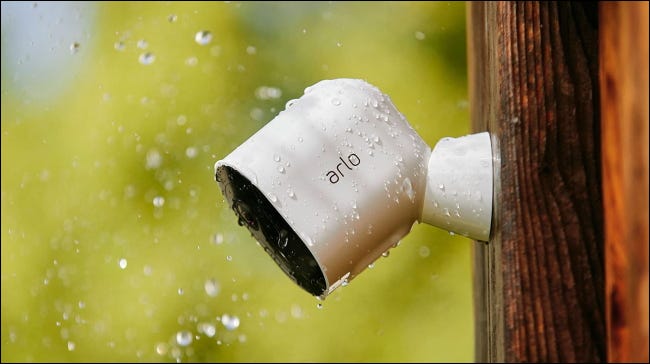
[216, 166, 327, 296]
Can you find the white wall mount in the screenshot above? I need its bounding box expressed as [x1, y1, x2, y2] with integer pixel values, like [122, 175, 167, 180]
[215, 78, 493, 297]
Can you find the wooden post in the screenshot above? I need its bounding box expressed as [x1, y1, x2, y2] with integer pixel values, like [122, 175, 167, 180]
[468, 2, 606, 362]
[600, 2, 649, 363]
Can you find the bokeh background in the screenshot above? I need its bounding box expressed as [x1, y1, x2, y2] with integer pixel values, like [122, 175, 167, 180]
[1, 1, 473, 362]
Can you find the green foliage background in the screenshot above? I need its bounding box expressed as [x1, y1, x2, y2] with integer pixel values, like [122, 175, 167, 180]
[1, 2, 473, 362]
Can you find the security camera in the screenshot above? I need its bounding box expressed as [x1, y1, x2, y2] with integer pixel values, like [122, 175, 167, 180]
[214, 78, 493, 298]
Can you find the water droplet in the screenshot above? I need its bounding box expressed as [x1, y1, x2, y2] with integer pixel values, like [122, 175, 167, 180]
[278, 230, 289, 249]
[474, 190, 483, 201]
[438, 184, 445, 191]
[185, 56, 198, 66]
[138, 52, 155, 65]
[67, 341, 75, 351]
[402, 177, 415, 202]
[204, 279, 220, 297]
[331, 98, 341, 106]
[69, 42, 80, 54]
[226, 255, 232, 261]
[382, 251, 390, 258]
[449, 231, 456, 236]
[298, 136, 304, 143]
[273, 154, 281, 162]
[316, 303, 323, 309]
[221, 314, 240, 330]
[443, 208, 451, 217]
[255, 86, 282, 100]
[168, 14, 178, 23]
[285, 99, 297, 109]
[195, 30, 213, 45]
[368, 263, 375, 269]
[114, 41, 125, 51]
[118, 258, 127, 270]
[176, 330, 193, 346]
[511, 116, 520, 124]
[212, 233, 224, 245]
[246, 45, 257, 55]
[287, 188, 296, 199]
[185, 146, 198, 158]
[153, 196, 165, 207]
[277, 165, 286, 174]
[155, 342, 168, 355]
[418, 246, 430, 258]
[177, 288, 184, 295]
[199, 322, 216, 337]
[414, 31, 426, 40]
[137, 39, 148, 49]
[268, 193, 278, 203]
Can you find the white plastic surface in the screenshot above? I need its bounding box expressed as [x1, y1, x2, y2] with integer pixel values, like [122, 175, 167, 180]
[420, 132, 493, 241]
[215, 78, 493, 296]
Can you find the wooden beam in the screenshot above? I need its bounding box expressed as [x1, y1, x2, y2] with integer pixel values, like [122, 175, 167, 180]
[468, 2, 605, 361]
[600, 2, 650, 362]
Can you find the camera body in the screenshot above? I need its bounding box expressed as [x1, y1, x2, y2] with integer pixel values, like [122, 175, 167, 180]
[215, 79, 492, 297]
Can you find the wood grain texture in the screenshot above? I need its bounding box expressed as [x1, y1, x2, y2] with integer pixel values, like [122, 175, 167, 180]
[600, 2, 650, 362]
[468, 2, 605, 362]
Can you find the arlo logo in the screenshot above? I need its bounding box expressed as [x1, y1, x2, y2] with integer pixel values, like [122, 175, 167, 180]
[326, 153, 361, 184]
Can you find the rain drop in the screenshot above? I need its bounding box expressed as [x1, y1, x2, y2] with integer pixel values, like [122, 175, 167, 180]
[155, 342, 168, 355]
[118, 258, 127, 270]
[273, 154, 281, 162]
[285, 99, 297, 109]
[138, 52, 155, 65]
[185, 146, 198, 158]
[382, 251, 390, 258]
[200, 323, 216, 337]
[221, 314, 240, 330]
[114, 41, 125, 51]
[195, 30, 213, 45]
[176, 330, 193, 346]
[414, 31, 426, 40]
[331, 98, 341, 106]
[153, 196, 165, 207]
[212, 233, 224, 245]
[69, 42, 80, 54]
[168, 14, 178, 23]
[204, 279, 220, 297]
[278, 230, 289, 249]
[402, 177, 415, 202]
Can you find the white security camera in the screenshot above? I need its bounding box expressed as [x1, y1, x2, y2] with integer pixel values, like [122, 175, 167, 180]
[215, 78, 493, 298]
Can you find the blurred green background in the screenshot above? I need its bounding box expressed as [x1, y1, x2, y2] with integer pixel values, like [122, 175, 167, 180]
[1, 1, 473, 362]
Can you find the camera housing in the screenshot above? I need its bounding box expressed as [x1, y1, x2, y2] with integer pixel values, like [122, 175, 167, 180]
[215, 79, 492, 298]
